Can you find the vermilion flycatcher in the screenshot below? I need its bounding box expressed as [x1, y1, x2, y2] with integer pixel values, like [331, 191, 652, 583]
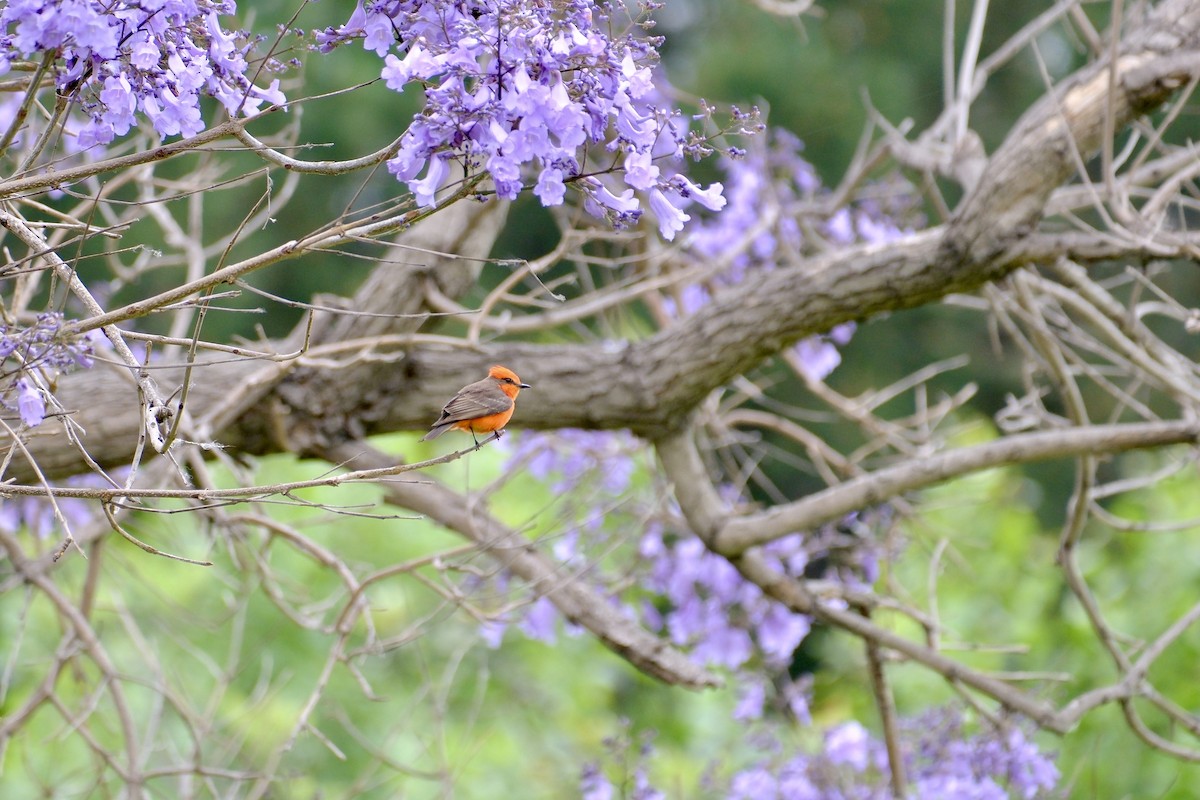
[421, 365, 531, 445]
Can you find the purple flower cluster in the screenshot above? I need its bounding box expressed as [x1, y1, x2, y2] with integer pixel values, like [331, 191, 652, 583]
[497, 430, 889, 726]
[581, 725, 665, 800]
[638, 525, 812, 673]
[905, 711, 1061, 800]
[665, 130, 865, 378]
[723, 719, 1059, 799]
[0, 469, 114, 536]
[582, 712, 1060, 799]
[472, 429, 644, 647]
[502, 428, 641, 570]
[686, 129, 819, 277]
[513, 427, 638, 496]
[792, 320, 856, 381]
[636, 507, 885, 672]
[633, 510, 886, 724]
[670, 131, 924, 380]
[0, 312, 95, 427]
[822, 175, 918, 248]
[0, 0, 286, 147]
[321, 1, 726, 238]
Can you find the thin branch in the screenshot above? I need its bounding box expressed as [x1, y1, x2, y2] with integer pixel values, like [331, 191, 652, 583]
[715, 420, 1200, 556]
[322, 440, 721, 690]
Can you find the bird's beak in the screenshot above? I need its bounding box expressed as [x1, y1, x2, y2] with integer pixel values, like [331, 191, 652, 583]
[519, 382, 531, 389]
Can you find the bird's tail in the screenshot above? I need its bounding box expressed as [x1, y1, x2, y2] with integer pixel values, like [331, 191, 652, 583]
[421, 425, 449, 441]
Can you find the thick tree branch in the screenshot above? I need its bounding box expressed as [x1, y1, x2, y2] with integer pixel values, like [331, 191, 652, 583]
[5, 0, 1200, 487]
[944, 0, 1200, 264]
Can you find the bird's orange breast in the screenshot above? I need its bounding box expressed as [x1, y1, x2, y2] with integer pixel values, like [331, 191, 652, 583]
[451, 407, 516, 434]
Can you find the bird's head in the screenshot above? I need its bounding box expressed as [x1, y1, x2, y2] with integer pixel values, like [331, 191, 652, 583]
[488, 365, 531, 397]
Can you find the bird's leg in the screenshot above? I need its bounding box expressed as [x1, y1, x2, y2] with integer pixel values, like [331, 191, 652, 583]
[468, 430, 502, 450]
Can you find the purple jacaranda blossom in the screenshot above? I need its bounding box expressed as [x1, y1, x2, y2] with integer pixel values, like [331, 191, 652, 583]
[0, 1, 289, 149]
[777, 759, 821, 800]
[632, 506, 891, 707]
[588, 712, 1060, 800]
[535, 167, 567, 206]
[517, 596, 559, 644]
[711, 710, 1056, 799]
[581, 726, 668, 800]
[856, 212, 906, 245]
[631, 768, 665, 800]
[74, 115, 114, 150]
[672, 131, 924, 398]
[619, 51, 655, 99]
[0, 496, 68, 538]
[829, 322, 857, 346]
[793, 336, 843, 382]
[15, 378, 44, 426]
[730, 767, 777, 800]
[582, 177, 642, 226]
[0, 468, 119, 537]
[146, 86, 205, 138]
[661, 283, 711, 319]
[486, 150, 524, 201]
[551, 528, 580, 565]
[826, 207, 856, 244]
[825, 721, 873, 772]
[905, 710, 1060, 799]
[2, 312, 94, 428]
[647, 188, 689, 240]
[98, 74, 137, 135]
[478, 619, 507, 649]
[361, 11, 394, 56]
[733, 680, 766, 722]
[325, 1, 725, 237]
[624, 148, 660, 191]
[914, 775, 1008, 800]
[580, 764, 614, 800]
[1001, 729, 1061, 799]
[761, 532, 810, 576]
[670, 175, 727, 211]
[755, 603, 811, 665]
[686, 129, 815, 264]
[780, 679, 812, 725]
[129, 33, 158, 70]
[498, 430, 817, 685]
[499, 428, 888, 724]
[506, 429, 640, 496]
[409, 155, 451, 207]
[381, 44, 442, 89]
[641, 525, 804, 675]
[793, 322, 858, 382]
[686, 609, 754, 669]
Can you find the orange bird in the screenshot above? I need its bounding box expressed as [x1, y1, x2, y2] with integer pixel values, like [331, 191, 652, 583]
[421, 365, 531, 445]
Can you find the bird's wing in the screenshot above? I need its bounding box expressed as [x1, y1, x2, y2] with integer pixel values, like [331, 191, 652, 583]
[435, 384, 512, 424]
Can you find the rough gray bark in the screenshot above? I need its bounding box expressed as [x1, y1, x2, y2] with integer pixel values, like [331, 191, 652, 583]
[5, 0, 1200, 484]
